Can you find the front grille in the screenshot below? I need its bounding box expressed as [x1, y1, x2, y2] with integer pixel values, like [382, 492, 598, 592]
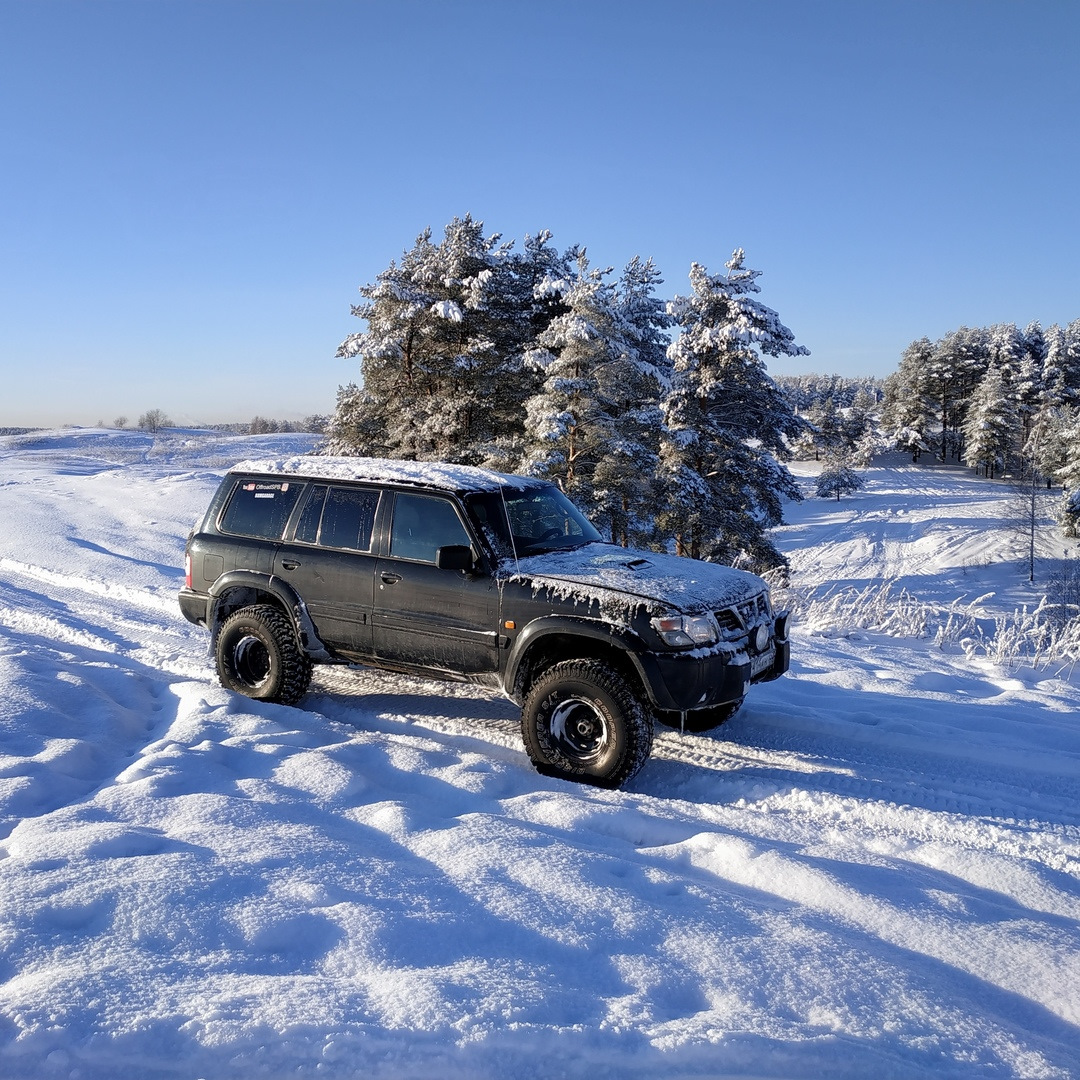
[716, 593, 770, 637]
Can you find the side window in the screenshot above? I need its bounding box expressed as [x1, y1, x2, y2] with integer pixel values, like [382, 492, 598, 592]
[314, 487, 379, 551]
[219, 479, 303, 540]
[294, 486, 328, 544]
[389, 493, 471, 564]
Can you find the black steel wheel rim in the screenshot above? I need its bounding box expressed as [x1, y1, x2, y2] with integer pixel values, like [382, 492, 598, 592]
[549, 697, 608, 763]
[232, 634, 271, 687]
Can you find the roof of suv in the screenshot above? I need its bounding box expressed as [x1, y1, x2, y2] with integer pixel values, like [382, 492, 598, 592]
[230, 455, 541, 495]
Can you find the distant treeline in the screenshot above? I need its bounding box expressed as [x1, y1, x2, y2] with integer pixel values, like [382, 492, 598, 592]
[773, 374, 885, 412]
[196, 416, 329, 435]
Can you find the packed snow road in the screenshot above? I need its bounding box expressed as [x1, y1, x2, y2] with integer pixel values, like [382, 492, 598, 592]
[1, 431, 1079, 1079]
[775, 454, 1052, 597]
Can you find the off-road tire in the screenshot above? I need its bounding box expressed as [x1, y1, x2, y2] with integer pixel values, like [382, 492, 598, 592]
[216, 604, 312, 705]
[657, 696, 744, 733]
[521, 659, 653, 789]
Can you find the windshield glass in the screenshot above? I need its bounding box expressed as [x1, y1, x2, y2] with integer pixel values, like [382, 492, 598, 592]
[465, 484, 602, 559]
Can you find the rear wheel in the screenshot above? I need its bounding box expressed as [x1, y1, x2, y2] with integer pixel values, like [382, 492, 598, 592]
[521, 659, 653, 789]
[216, 604, 312, 705]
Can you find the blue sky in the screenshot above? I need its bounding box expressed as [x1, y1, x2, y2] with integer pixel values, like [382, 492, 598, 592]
[2, 0, 1078, 427]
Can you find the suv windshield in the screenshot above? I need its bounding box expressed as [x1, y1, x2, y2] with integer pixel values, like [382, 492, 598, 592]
[466, 484, 602, 559]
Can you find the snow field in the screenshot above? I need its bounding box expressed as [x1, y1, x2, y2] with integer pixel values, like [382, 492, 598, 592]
[0, 431, 1079, 1078]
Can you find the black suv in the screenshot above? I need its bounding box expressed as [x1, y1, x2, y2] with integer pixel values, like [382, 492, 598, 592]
[179, 456, 790, 788]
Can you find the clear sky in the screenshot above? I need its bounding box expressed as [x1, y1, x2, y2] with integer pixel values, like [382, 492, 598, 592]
[2, 0, 1078, 427]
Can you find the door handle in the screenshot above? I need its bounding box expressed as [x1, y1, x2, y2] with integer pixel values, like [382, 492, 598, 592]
[281, 560, 300, 571]
[381, 571, 402, 585]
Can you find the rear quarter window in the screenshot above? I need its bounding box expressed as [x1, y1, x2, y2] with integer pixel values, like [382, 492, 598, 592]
[219, 479, 304, 540]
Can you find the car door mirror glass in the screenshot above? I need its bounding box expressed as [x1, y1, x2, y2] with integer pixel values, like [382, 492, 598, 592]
[435, 544, 474, 571]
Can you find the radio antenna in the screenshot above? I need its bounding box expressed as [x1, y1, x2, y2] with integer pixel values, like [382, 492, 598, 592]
[499, 484, 519, 572]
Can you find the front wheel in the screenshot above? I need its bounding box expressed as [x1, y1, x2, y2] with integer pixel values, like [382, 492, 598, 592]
[521, 659, 653, 789]
[216, 604, 312, 705]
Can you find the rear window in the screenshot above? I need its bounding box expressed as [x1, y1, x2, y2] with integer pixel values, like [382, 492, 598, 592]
[219, 479, 304, 540]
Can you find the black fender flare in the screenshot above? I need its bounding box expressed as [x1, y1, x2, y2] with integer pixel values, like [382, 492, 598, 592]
[207, 570, 334, 662]
[503, 615, 659, 706]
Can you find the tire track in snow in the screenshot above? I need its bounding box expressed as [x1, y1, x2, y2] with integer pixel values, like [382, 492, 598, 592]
[306, 665, 1080, 885]
[0, 561, 209, 682]
[784, 462, 1005, 588]
[0, 557, 179, 615]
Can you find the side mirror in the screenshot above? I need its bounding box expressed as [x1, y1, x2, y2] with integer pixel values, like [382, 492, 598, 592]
[435, 545, 474, 572]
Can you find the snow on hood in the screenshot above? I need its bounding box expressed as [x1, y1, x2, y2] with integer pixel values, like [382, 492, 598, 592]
[508, 543, 766, 615]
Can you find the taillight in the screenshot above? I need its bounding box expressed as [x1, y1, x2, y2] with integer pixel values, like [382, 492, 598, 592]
[184, 551, 192, 590]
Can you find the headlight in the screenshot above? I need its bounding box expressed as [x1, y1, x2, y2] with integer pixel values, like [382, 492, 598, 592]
[651, 614, 719, 648]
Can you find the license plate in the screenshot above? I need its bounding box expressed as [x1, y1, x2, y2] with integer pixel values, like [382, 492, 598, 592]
[751, 648, 775, 676]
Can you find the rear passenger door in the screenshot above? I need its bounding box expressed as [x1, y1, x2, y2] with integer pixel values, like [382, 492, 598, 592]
[215, 477, 305, 577]
[371, 491, 500, 675]
[273, 484, 381, 660]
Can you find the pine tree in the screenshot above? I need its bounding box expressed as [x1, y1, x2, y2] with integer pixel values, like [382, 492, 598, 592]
[1043, 320, 1080, 406]
[658, 251, 808, 571]
[962, 364, 1019, 479]
[805, 396, 845, 458]
[815, 450, 864, 501]
[520, 251, 623, 508]
[882, 338, 935, 461]
[329, 215, 558, 464]
[1029, 403, 1077, 486]
[844, 387, 878, 445]
[1053, 407, 1080, 535]
[589, 257, 671, 546]
[929, 326, 989, 460]
[987, 323, 1025, 383]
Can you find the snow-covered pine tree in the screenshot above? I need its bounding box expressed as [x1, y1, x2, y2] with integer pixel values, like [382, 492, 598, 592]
[804, 396, 846, 459]
[815, 449, 864, 501]
[987, 323, 1026, 384]
[844, 386, 879, 446]
[658, 250, 809, 572]
[962, 363, 1020, 479]
[520, 251, 624, 509]
[1043, 320, 1080, 407]
[1026, 403, 1073, 487]
[479, 230, 576, 468]
[1053, 407, 1080, 535]
[1065, 319, 1080, 401]
[929, 326, 989, 460]
[328, 215, 546, 464]
[881, 338, 936, 461]
[589, 256, 672, 547]
[851, 425, 880, 468]
[1023, 321, 1049, 372]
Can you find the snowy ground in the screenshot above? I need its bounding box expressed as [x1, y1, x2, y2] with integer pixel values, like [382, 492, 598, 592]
[1, 430, 1079, 1080]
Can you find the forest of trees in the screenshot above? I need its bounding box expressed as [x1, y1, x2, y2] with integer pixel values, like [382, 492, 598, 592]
[325, 215, 809, 572]
[880, 321, 1080, 534]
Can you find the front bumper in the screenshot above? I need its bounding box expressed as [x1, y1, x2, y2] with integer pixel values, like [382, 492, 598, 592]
[638, 611, 790, 711]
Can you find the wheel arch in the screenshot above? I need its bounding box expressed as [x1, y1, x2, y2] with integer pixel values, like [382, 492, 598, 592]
[505, 618, 653, 708]
[207, 571, 333, 661]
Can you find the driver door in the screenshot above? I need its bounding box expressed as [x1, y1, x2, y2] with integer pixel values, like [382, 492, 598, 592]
[371, 492, 499, 674]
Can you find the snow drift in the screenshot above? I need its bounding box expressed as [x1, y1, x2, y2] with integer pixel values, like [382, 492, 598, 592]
[1, 430, 1079, 1079]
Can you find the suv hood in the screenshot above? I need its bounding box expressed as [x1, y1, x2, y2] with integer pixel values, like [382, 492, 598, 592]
[509, 543, 767, 615]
